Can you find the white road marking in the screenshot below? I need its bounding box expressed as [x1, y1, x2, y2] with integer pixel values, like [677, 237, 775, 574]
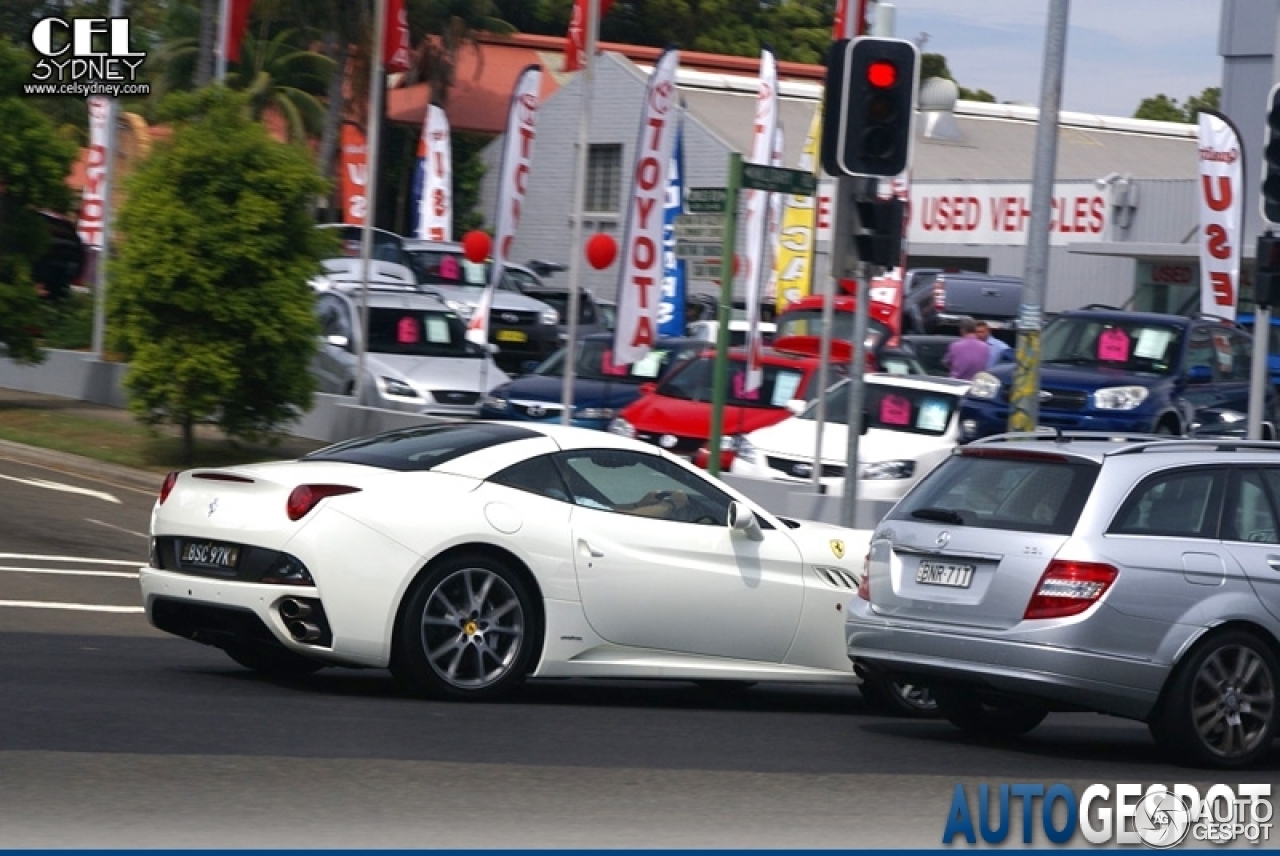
[85, 518, 149, 539]
[0, 473, 120, 504]
[0, 566, 138, 579]
[0, 553, 139, 566]
[0, 600, 143, 614]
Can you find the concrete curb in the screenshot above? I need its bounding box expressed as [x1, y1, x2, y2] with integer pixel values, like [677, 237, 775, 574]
[0, 438, 164, 494]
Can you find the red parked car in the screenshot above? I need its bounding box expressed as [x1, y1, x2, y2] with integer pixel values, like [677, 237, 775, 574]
[608, 343, 850, 460]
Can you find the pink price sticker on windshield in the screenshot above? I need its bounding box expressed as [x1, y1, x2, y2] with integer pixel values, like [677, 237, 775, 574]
[397, 316, 419, 344]
[879, 394, 911, 426]
[439, 256, 460, 280]
[1097, 328, 1130, 362]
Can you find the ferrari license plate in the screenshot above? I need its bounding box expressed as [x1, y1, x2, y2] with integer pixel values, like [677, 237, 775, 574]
[180, 539, 240, 570]
[916, 560, 974, 588]
[495, 329, 527, 343]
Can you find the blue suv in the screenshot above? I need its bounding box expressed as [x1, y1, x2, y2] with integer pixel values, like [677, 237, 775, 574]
[960, 308, 1276, 439]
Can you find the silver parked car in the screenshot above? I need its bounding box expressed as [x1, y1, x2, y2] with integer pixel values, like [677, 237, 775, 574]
[846, 432, 1280, 768]
[401, 238, 562, 371]
[310, 262, 509, 416]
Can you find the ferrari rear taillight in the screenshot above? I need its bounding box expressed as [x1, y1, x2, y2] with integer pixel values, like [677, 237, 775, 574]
[286, 484, 360, 521]
[158, 471, 179, 505]
[1023, 559, 1117, 620]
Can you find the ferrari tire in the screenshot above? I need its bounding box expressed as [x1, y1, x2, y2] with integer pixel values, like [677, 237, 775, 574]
[395, 553, 540, 701]
[1149, 630, 1278, 769]
[935, 687, 1047, 737]
[859, 674, 939, 718]
[223, 642, 324, 679]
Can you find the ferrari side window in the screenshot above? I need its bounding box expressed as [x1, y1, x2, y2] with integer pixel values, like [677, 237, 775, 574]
[489, 455, 572, 503]
[554, 450, 734, 525]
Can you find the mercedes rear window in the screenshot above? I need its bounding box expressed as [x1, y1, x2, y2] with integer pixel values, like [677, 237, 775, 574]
[889, 451, 1100, 534]
[304, 423, 540, 471]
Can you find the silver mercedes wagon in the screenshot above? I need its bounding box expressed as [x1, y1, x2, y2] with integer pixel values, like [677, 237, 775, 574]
[846, 432, 1280, 768]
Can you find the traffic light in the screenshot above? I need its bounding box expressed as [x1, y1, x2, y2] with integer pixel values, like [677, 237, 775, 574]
[821, 37, 919, 178]
[1264, 83, 1280, 224]
[852, 197, 905, 268]
[1256, 233, 1280, 306]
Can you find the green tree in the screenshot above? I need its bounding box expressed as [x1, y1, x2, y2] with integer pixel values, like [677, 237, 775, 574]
[228, 28, 335, 143]
[0, 36, 77, 364]
[109, 88, 331, 461]
[1184, 86, 1221, 122]
[1134, 93, 1187, 123]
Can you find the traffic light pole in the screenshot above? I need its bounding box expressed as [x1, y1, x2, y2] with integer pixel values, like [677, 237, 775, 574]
[1007, 0, 1068, 433]
[1250, 232, 1279, 439]
[707, 153, 742, 477]
[841, 259, 872, 528]
[1249, 304, 1271, 439]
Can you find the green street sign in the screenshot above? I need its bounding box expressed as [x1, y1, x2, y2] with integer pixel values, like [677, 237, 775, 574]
[739, 163, 817, 196]
[686, 187, 728, 213]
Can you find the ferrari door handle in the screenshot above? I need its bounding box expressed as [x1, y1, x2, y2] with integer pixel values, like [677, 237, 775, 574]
[579, 539, 604, 558]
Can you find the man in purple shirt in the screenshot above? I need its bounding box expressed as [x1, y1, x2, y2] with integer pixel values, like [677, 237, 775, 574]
[943, 318, 990, 380]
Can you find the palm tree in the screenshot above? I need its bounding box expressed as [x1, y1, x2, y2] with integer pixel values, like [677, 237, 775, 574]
[226, 28, 335, 143]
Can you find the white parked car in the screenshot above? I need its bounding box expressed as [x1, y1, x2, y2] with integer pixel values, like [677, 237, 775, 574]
[310, 261, 509, 417]
[730, 374, 970, 503]
[139, 422, 933, 705]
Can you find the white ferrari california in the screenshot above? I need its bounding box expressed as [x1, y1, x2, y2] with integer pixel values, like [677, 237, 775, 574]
[139, 422, 906, 705]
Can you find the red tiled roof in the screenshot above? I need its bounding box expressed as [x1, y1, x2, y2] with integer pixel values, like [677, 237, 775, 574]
[385, 31, 825, 132]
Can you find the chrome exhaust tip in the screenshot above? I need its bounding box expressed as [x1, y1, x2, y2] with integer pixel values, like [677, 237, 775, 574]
[287, 620, 321, 643]
[279, 598, 312, 620]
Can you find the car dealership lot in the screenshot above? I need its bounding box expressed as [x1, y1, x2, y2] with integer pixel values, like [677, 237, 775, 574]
[0, 446, 1276, 847]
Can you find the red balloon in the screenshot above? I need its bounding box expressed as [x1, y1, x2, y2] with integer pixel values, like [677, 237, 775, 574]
[462, 230, 491, 264]
[585, 233, 617, 270]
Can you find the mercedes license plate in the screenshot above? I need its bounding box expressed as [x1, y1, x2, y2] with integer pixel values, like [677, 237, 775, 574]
[916, 560, 974, 588]
[180, 539, 240, 570]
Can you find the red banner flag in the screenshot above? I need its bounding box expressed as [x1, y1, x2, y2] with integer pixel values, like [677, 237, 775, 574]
[385, 0, 411, 74]
[564, 0, 615, 72]
[467, 66, 544, 345]
[613, 49, 681, 364]
[339, 123, 369, 226]
[225, 0, 253, 63]
[77, 96, 109, 249]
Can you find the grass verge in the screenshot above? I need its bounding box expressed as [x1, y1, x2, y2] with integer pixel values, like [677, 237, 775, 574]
[0, 402, 324, 473]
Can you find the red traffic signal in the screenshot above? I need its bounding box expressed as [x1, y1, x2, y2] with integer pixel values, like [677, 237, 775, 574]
[821, 37, 920, 178]
[867, 60, 897, 89]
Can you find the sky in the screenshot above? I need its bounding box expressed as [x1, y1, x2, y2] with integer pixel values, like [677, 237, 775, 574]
[885, 0, 1223, 118]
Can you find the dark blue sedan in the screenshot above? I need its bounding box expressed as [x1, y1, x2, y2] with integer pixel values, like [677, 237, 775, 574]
[479, 334, 708, 430]
[959, 308, 1276, 440]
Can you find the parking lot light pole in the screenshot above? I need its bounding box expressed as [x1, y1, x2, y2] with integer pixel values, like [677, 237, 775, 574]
[354, 0, 387, 405]
[561, 0, 599, 425]
[1008, 0, 1069, 433]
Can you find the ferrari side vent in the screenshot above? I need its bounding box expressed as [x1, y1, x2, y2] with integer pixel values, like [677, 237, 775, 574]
[812, 566, 858, 589]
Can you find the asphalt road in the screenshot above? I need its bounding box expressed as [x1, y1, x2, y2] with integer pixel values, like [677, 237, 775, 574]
[0, 447, 1276, 848]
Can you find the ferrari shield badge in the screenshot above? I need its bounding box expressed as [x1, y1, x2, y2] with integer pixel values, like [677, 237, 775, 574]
[830, 539, 845, 559]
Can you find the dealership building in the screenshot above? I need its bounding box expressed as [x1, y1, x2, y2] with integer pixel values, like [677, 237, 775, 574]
[380, 2, 1278, 319]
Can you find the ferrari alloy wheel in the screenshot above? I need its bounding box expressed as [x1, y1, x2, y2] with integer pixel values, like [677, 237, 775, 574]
[1151, 631, 1277, 768]
[396, 554, 540, 701]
